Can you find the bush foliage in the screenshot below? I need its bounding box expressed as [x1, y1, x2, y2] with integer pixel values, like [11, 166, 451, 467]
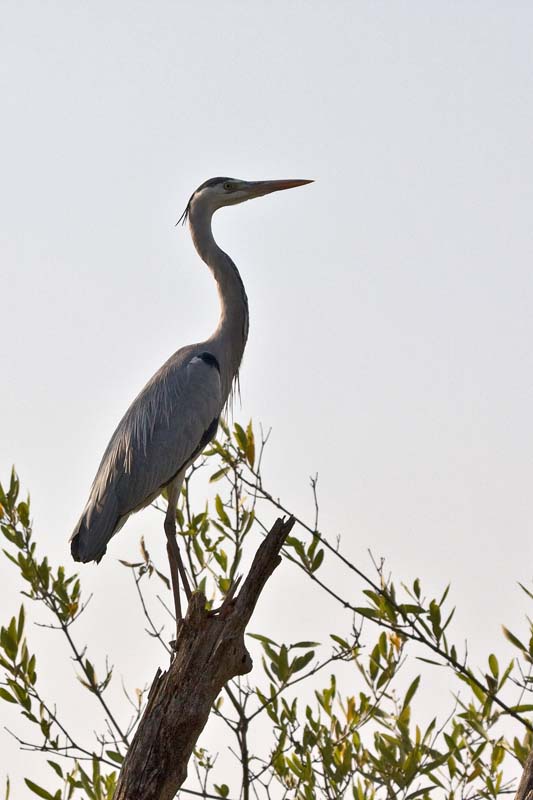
[2, 420, 533, 799]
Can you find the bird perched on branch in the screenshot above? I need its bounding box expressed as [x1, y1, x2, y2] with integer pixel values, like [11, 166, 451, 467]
[70, 176, 312, 618]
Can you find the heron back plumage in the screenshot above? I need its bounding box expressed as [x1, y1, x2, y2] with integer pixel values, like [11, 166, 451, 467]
[70, 346, 222, 563]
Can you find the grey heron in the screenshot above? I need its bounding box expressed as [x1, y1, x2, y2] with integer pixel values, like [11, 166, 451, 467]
[70, 176, 312, 619]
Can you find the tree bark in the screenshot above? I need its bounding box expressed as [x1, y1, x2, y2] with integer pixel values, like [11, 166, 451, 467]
[516, 749, 533, 800]
[114, 516, 295, 800]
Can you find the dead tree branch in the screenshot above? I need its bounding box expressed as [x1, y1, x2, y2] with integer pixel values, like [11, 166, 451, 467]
[114, 516, 295, 800]
[516, 750, 533, 800]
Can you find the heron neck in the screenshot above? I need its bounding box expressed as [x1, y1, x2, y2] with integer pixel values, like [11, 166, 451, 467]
[188, 206, 249, 397]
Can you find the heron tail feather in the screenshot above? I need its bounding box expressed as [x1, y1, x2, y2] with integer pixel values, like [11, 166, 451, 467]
[70, 495, 121, 564]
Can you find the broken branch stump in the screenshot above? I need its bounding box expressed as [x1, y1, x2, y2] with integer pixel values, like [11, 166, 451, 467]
[516, 749, 533, 800]
[114, 515, 295, 800]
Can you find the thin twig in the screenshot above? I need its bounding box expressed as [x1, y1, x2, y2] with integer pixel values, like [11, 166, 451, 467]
[133, 572, 171, 654]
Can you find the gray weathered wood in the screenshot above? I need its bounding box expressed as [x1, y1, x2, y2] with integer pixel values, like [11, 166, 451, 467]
[114, 516, 295, 800]
[516, 749, 533, 800]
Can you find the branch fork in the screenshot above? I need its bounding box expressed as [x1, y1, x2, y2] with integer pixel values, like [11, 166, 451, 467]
[114, 516, 295, 800]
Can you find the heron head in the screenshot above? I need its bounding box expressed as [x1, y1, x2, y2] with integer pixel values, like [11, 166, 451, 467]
[177, 176, 313, 225]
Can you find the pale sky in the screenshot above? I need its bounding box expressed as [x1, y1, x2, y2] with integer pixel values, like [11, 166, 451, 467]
[2, 2, 533, 796]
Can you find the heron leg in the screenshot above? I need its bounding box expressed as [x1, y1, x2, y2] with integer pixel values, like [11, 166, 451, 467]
[164, 476, 192, 624]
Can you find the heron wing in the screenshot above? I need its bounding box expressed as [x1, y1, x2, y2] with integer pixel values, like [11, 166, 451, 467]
[71, 347, 222, 562]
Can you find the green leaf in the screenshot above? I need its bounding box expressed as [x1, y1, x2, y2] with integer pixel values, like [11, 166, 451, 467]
[215, 495, 231, 528]
[0, 688, 16, 703]
[416, 656, 443, 667]
[214, 784, 230, 798]
[245, 420, 255, 467]
[428, 600, 441, 638]
[24, 780, 55, 800]
[155, 569, 170, 590]
[330, 634, 349, 648]
[0, 625, 17, 661]
[248, 633, 279, 646]
[399, 604, 424, 615]
[292, 651, 314, 673]
[105, 750, 124, 764]
[354, 607, 380, 620]
[506, 704, 533, 713]
[209, 468, 229, 483]
[47, 762, 63, 779]
[84, 658, 96, 689]
[488, 653, 499, 679]
[403, 675, 421, 710]
[8, 469, 19, 505]
[17, 501, 30, 527]
[519, 582, 533, 601]
[499, 658, 515, 688]
[214, 549, 228, 572]
[233, 423, 248, 453]
[277, 645, 289, 681]
[502, 626, 527, 652]
[192, 535, 205, 567]
[17, 605, 25, 642]
[311, 549, 324, 573]
[291, 641, 320, 649]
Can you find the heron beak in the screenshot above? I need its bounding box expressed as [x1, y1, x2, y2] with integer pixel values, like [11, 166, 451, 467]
[247, 179, 313, 198]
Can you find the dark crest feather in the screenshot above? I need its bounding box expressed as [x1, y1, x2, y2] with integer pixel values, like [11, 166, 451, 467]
[176, 201, 191, 227]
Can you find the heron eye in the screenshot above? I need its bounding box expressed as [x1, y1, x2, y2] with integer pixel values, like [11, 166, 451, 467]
[223, 182, 233, 191]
